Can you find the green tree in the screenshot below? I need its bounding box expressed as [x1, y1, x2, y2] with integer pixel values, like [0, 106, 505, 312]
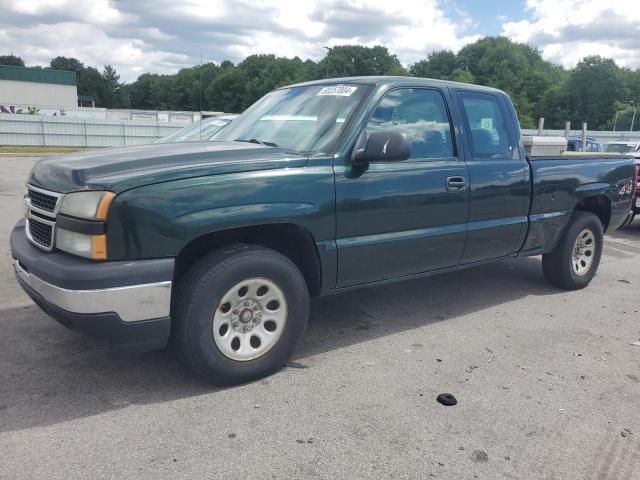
[410, 50, 459, 79]
[102, 65, 121, 91]
[50, 56, 84, 71]
[205, 66, 247, 112]
[0, 54, 25, 66]
[318, 45, 406, 78]
[457, 37, 562, 127]
[77, 66, 114, 107]
[239, 55, 310, 107]
[562, 56, 628, 129]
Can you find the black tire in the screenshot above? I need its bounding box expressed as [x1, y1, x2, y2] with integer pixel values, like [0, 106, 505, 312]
[542, 211, 603, 290]
[173, 244, 309, 385]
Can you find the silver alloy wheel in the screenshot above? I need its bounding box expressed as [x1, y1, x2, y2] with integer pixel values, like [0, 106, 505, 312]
[212, 277, 288, 361]
[572, 228, 596, 276]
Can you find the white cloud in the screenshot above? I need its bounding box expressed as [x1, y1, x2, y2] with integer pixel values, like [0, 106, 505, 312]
[5, 0, 132, 24]
[0, 21, 188, 78]
[501, 0, 640, 68]
[0, 0, 479, 81]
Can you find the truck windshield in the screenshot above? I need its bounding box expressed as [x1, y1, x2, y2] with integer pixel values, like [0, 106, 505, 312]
[216, 84, 371, 154]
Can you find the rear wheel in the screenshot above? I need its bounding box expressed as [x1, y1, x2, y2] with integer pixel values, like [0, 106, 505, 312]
[174, 244, 309, 385]
[542, 211, 603, 290]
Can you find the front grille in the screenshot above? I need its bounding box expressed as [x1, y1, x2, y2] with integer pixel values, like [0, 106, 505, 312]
[28, 187, 58, 213]
[28, 218, 53, 249]
[24, 185, 61, 251]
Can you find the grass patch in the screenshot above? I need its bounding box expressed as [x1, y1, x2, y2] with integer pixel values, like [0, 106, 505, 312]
[0, 146, 92, 154]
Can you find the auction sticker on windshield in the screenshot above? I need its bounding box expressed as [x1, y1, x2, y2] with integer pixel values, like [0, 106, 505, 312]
[317, 85, 358, 96]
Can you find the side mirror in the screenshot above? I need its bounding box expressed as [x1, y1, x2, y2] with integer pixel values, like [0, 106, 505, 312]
[354, 130, 411, 165]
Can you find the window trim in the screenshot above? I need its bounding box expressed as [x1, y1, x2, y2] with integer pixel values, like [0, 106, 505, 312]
[458, 91, 518, 160]
[360, 86, 458, 163]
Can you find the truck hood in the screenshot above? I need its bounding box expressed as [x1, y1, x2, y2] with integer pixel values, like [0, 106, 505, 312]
[28, 141, 308, 193]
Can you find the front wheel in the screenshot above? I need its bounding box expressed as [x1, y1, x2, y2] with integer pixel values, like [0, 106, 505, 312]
[174, 244, 309, 385]
[542, 211, 603, 290]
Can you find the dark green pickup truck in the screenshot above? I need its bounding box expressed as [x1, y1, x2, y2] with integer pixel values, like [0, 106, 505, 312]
[11, 77, 637, 384]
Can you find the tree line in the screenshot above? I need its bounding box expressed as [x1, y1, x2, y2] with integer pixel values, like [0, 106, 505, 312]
[2, 36, 640, 130]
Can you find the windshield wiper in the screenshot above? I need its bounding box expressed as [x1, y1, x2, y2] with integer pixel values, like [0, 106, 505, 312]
[235, 138, 279, 147]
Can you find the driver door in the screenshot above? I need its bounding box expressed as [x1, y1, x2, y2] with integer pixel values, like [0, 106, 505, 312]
[334, 87, 469, 287]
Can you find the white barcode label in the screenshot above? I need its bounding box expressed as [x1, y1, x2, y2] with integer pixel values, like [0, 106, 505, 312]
[316, 85, 358, 97]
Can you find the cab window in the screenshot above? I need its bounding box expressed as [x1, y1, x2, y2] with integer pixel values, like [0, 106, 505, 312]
[459, 93, 518, 159]
[365, 88, 455, 160]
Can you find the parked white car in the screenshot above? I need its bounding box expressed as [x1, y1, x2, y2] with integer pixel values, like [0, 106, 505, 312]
[155, 114, 238, 144]
[604, 141, 640, 158]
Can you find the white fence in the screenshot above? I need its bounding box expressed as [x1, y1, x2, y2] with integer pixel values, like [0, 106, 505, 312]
[521, 129, 640, 144]
[0, 114, 184, 147]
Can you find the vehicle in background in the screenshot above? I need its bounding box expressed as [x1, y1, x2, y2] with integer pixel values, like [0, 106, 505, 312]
[604, 141, 640, 158]
[154, 114, 237, 144]
[11, 77, 637, 385]
[566, 137, 603, 152]
[629, 160, 640, 223]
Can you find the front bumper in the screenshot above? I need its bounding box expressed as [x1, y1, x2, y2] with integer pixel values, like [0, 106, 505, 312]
[11, 220, 174, 353]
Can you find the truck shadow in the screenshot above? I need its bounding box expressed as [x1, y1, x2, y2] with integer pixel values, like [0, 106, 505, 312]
[0, 256, 561, 433]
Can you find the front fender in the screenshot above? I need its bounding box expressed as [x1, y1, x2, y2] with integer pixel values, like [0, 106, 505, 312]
[106, 165, 336, 260]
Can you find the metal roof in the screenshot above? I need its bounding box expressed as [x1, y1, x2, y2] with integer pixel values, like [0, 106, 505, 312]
[0, 65, 77, 86]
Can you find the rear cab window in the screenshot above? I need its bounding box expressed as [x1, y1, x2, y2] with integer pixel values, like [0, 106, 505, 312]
[458, 92, 519, 159]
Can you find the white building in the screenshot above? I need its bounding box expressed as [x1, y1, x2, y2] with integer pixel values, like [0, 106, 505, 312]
[0, 65, 78, 112]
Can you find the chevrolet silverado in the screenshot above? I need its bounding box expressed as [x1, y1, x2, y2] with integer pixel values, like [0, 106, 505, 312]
[11, 77, 637, 384]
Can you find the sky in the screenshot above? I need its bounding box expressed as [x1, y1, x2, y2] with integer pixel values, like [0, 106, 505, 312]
[1, 0, 639, 82]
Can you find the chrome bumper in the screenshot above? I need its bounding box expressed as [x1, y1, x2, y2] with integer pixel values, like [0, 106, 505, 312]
[14, 260, 172, 322]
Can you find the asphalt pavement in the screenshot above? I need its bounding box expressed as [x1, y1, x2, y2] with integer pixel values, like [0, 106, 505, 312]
[1, 156, 639, 479]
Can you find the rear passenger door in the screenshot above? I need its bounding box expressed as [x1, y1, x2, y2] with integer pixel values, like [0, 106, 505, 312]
[456, 91, 529, 263]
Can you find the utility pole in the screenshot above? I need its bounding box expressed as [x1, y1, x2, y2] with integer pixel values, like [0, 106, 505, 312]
[630, 101, 636, 132]
[323, 46, 330, 78]
[200, 52, 203, 137]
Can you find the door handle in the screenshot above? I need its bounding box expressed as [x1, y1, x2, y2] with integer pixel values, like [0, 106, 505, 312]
[446, 176, 468, 192]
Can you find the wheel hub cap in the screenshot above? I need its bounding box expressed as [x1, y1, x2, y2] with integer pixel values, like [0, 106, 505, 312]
[212, 278, 287, 361]
[232, 298, 261, 332]
[571, 228, 596, 276]
[240, 308, 253, 323]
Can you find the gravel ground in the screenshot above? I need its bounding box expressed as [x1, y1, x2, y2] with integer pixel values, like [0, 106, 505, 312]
[1, 156, 639, 480]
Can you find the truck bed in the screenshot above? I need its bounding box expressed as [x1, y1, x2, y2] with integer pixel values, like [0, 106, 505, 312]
[520, 154, 635, 255]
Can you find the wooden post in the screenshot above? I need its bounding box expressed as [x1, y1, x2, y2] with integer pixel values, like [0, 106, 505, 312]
[537, 117, 544, 135]
[581, 122, 587, 152]
[564, 121, 571, 137]
[40, 117, 46, 146]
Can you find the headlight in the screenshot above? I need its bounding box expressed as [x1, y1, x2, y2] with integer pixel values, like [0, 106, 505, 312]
[57, 190, 114, 259]
[59, 191, 115, 220]
[56, 229, 107, 260]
